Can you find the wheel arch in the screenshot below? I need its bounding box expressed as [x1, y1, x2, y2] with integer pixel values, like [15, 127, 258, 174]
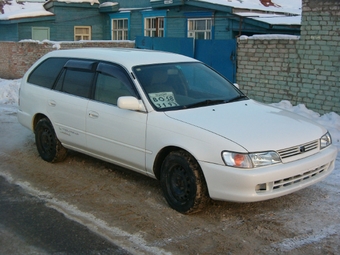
[32, 113, 49, 131]
[153, 146, 199, 180]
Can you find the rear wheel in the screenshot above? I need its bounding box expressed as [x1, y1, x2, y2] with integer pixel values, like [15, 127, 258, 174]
[160, 150, 209, 214]
[35, 118, 67, 163]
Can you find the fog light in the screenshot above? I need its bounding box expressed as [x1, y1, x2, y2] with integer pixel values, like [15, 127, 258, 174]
[256, 183, 267, 191]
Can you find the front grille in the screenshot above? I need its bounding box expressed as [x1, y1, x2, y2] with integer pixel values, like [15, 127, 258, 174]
[277, 140, 319, 160]
[255, 162, 331, 193]
[273, 163, 328, 190]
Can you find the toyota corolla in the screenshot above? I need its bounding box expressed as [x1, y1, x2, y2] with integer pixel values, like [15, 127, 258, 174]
[18, 48, 338, 213]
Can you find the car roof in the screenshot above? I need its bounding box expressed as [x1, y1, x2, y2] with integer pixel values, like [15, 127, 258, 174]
[43, 48, 198, 69]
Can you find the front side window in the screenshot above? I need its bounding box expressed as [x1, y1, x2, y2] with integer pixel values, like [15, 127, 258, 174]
[144, 17, 164, 37]
[187, 18, 212, 39]
[133, 62, 245, 111]
[74, 26, 92, 41]
[94, 63, 137, 105]
[112, 19, 128, 40]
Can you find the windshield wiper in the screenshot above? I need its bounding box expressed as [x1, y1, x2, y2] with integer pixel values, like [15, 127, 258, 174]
[184, 99, 227, 109]
[227, 95, 248, 103]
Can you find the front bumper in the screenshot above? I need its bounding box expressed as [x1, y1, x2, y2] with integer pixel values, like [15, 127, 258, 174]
[200, 145, 338, 202]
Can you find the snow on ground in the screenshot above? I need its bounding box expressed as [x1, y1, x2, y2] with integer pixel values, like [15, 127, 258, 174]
[0, 76, 339, 151]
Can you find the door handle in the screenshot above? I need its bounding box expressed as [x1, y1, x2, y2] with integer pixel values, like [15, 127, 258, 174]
[48, 100, 56, 107]
[88, 111, 99, 119]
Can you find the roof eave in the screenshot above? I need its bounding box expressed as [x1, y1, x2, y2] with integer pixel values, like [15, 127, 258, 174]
[0, 15, 55, 24]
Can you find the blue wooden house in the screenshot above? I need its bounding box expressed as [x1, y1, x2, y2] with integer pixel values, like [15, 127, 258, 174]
[0, 0, 300, 41]
[0, 0, 300, 81]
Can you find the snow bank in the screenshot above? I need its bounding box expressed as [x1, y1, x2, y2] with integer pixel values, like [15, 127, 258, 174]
[271, 100, 340, 150]
[0, 78, 20, 105]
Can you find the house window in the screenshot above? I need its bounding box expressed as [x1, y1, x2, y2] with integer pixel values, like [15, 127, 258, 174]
[145, 17, 164, 37]
[112, 19, 128, 40]
[74, 26, 91, 41]
[32, 27, 50, 41]
[187, 18, 212, 39]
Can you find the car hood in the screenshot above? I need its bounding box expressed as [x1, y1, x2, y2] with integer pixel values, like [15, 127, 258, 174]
[164, 100, 326, 152]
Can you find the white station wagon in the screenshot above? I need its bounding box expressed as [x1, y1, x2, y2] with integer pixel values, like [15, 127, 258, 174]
[18, 48, 337, 213]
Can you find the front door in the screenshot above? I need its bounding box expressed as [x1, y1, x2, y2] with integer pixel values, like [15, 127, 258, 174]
[86, 62, 147, 173]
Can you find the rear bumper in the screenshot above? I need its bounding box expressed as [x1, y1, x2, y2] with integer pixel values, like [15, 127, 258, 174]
[200, 145, 338, 202]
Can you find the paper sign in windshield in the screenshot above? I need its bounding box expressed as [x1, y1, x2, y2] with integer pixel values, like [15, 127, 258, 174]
[149, 92, 179, 108]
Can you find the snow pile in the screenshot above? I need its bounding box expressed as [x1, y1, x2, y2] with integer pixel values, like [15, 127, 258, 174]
[271, 101, 340, 150]
[0, 78, 20, 105]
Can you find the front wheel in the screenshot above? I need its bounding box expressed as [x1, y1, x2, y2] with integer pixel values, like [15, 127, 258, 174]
[35, 118, 67, 163]
[160, 150, 209, 214]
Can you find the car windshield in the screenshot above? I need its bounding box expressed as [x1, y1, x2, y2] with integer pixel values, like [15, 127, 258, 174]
[133, 62, 247, 111]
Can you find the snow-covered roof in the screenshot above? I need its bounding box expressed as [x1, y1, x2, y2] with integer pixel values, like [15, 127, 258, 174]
[235, 12, 301, 25]
[1, 0, 301, 25]
[197, 0, 301, 25]
[0, 0, 99, 21]
[0, 1, 53, 20]
[197, 0, 301, 15]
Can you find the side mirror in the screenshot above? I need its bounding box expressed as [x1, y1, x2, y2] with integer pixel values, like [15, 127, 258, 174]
[117, 96, 146, 112]
[233, 83, 239, 89]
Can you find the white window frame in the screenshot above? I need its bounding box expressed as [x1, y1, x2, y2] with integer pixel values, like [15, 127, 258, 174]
[187, 18, 212, 40]
[74, 26, 92, 41]
[112, 18, 128, 40]
[144, 17, 164, 37]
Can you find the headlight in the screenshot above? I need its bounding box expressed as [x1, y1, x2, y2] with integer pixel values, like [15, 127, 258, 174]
[222, 151, 281, 169]
[320, 132, 332, 149]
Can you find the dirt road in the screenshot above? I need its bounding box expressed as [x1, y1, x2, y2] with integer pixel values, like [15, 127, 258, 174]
[1, 106, 339, 255]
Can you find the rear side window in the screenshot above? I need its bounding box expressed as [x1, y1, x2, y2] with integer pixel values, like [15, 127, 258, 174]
[28, 58, 69, 89]
[63, 69, 95, 98]
[54, 59, 97, 98]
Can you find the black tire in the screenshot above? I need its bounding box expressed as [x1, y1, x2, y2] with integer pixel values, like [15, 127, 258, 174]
[35, 118, 67, 163]
[160, 150, 209, 214]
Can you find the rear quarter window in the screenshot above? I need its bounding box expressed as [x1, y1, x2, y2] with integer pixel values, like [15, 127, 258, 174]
[28, 58, 69, 89]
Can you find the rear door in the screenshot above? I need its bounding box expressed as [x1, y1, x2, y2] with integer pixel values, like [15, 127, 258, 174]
[86, 62, 147, 173]
[48, 60, 96, 150]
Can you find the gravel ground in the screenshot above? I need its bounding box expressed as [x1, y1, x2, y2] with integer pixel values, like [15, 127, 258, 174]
[0, 106, 339, 255]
